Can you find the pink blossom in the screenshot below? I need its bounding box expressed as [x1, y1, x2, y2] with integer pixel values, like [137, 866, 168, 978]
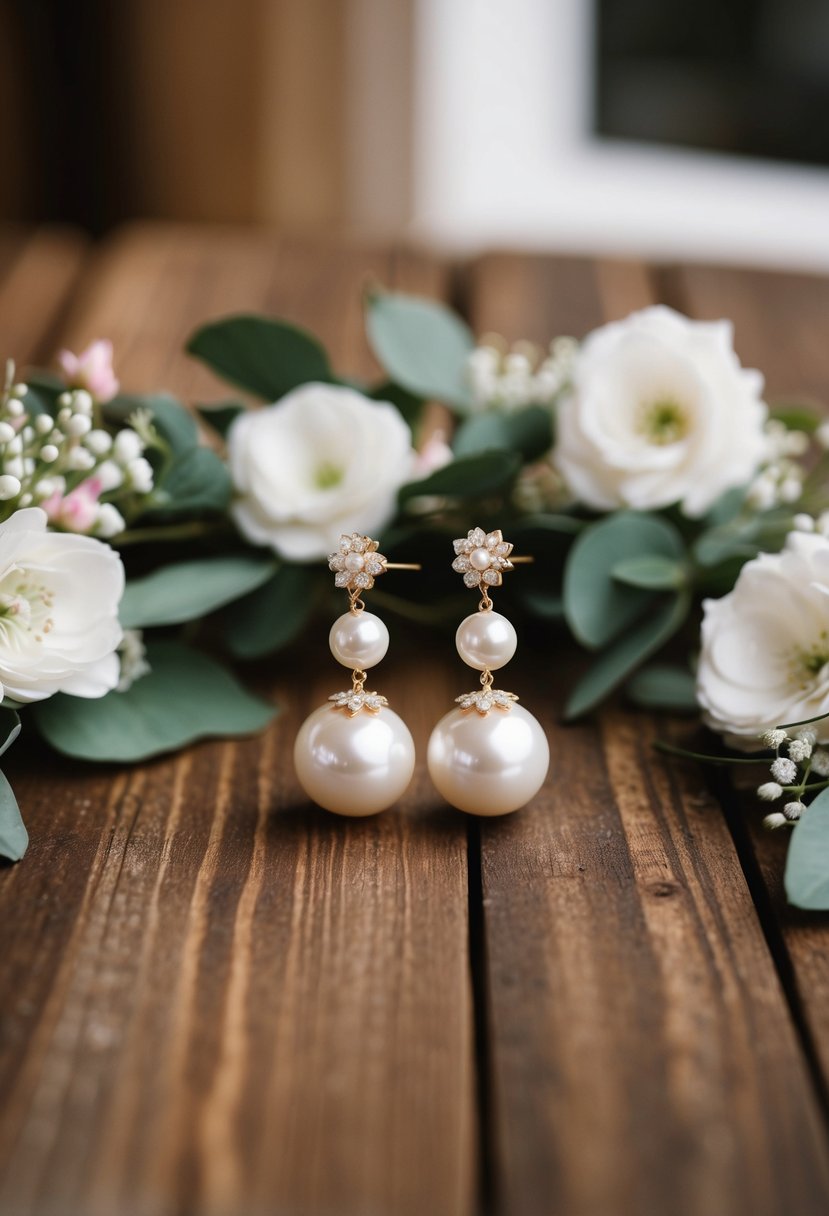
[57, 339, 120, 403]
[413, 430, 453, 478]
[41, 478, 102, 534]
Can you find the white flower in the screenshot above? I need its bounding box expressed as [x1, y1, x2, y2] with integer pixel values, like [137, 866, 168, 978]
[770, 757, 798, 784]
[554, 305, 768, 516]
[227, 383, 415, 561]
[788, 738, 812, 762]
[0, 508, 123, 702]
[764, 812, 789, 830]
[698, 531, 829, 746]
[811, 747, 829, 776]
[761, 728, 788, 749]
[116, 629, 151, 692]
[783, 801, 806, 820]
[757, 782, 783, 801]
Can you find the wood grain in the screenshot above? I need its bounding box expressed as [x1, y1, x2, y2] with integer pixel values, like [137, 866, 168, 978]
[0, 227, 88, 365]
[0, 226, 475, 1216]
[665, 261, 829, 1092]
[468, 253, 829, 1216]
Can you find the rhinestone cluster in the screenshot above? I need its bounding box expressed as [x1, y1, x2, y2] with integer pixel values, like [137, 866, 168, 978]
[455, 688, 518, 716]
[329, 533, 387, 592]
[452, 527, 514, 590]
[329, 689, 389, 717]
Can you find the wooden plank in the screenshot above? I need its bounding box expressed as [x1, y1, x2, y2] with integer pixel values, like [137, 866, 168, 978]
[665, 261, 829, 1088]
[0, 227, 89, 366]
[467, 253, 829, 1216]
[0, 225, 475, 1216]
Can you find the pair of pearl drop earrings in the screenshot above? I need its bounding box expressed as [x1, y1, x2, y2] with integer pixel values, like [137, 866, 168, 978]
[293, 526, 550, 818]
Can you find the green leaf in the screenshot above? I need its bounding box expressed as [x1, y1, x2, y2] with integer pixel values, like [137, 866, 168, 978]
[187, 314, 331, 401]
[612, 554, 686, 590]
[107, 393, 199, 455]
[196, 401, 246, 439]
[370, 381, 424, 435]
[0, 706, 21, 757]
[453, 405, 553, 462]
[785, 789, 829, 909]
[150, 446, 232, 517]
[0, 770, 27, 862]
[508, 514, 583, 620]
[19, 371, 63, 416]
[564, 591, 691, 720]
[366, 290, 473, 410]
[398, 451, 521, 502]
[564, 512, 685, 649]
[769, 403, 821, 434]
[32, 641, 275, 763]
[225, 564, 319, 658]
[626, 664, 699, 712]
[121, 555, 278, 629]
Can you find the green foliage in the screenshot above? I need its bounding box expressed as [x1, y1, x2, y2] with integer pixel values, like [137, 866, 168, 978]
[626, 663, 699, 712]
[196, 401, 246, 439]
[107, 392, 199, 455]
[19, 371, 64, 416]
[399, 451, 521, 503]
[769, 403, 821, 433]
[0, 706, 21, 757]
[564, 512, 686, 649]
[32, 641, 276, 763]
[453, 405, 553, 463]
[612, 554, 687, 590]
[187, 315, 331, 400]
[225, 564, 319, 658]
[0, 770, 27, 862]
[149, 446, 232, 517]
[508, 514, 583, 620]
[366, 290, 473, 410]
[785, 788, 829, 909]
[564, 591, 691, 720]
[121, 555, 278, 629]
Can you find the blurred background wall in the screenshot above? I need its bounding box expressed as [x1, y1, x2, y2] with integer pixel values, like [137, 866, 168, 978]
[2, 0, 829, 268]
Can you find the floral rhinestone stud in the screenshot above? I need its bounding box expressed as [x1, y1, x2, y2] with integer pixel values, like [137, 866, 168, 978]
[451, 527, 514, 590]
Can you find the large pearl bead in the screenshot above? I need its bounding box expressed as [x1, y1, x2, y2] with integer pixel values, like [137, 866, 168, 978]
[427, 704, 549, 816]
[455, 611, 517, 671]
[294, 704, 415, 816]
[329, 611, 389, 669]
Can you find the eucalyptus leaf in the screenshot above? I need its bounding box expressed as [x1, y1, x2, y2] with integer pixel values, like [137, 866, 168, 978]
[121, 555, 278, 629]
[399, 451, 521, 502]
[107, 393, 199, 455]
[784, 788, 829, 910]
[366, 290, 473, 410]
[453, 405, 553, 462]
[0, 707, 21, 758]
[196, 401, 246, 439]
[612, 555, 686, 590]
[0, 770, 27, 862]
[564, 512, 685, 649]
[225, 564, 319, 658]
[187, 315, 331, 400]
[149, 446, 232, 517]
[32, 641, 275, 763]
[564, 591, 691, 720]
[626, 664, 699, 712]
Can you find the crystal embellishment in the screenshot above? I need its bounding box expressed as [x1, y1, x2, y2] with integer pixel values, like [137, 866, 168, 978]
[455, 688, 518, 716]
[451, 527, 514, 589]
[329, 689, 389, 716]
[328, 533, 388, 592]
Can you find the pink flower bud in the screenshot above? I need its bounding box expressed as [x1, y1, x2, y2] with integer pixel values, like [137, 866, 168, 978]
[57, 339, 120, 404]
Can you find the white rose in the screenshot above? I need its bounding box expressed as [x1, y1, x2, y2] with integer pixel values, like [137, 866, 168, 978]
[555, 305, 768, 517]
[0, 508, 124, 703]
[227, 383, 415, 560]
[697, 530, 829, 746]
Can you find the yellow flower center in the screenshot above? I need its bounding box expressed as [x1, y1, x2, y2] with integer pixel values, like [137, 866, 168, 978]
[315, 461, 344, 490]
[638, 399, 689, 446]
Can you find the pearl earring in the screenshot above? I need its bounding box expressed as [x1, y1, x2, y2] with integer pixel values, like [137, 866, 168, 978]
[427, 527, 550, 816]
[293, 532, 419, 817]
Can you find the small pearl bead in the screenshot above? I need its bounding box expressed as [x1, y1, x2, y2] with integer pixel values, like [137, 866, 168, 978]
[469, 547, 492, 571]
[329, 611, 389, 669]
[455, 611, 517, 671]
[344, 552, 365, 573]
[294, 704, 415, 816]
[427, 704, 549, 816]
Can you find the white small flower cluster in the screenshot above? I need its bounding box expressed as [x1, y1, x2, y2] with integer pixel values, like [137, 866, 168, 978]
[116, 629, 151, 693]
[467, 335, 577, 413]
[790, 512, 829, 537]
[0, 363, 155, 539]
[757, 727, 826, 829]
[745, 420, 809, 511]
[512, 458, 572, 513]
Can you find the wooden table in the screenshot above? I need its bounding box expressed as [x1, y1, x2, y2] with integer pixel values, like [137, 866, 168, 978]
[1, 225, 829, 1216]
